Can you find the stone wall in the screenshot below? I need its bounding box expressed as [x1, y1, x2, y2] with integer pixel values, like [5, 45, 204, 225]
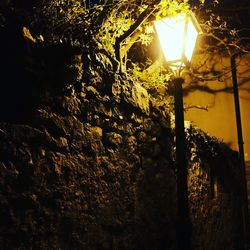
[0, 82, 177, 249]
[186, 128, 243, 249]
[0, 36, 244, 249]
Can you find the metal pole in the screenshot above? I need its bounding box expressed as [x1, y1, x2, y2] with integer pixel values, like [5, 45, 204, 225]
[231, 55, 250, 249]
[173, 77, 193, 250]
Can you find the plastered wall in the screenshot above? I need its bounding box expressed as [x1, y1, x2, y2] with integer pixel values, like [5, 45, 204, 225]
[185, 53, 250, 161]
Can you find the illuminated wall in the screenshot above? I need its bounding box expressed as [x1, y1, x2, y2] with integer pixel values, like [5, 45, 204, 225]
[184, 53, 250, 161]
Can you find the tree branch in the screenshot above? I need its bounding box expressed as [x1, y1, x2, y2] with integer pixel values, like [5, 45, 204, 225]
[185, 104, 210, 111]
[114, 0, 161, 71]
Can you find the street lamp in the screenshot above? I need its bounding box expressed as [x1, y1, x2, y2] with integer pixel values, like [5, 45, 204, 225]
[154, 12, 202, 250]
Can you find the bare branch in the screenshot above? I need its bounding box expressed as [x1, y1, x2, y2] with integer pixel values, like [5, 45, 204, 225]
[185, 105, 210, 111]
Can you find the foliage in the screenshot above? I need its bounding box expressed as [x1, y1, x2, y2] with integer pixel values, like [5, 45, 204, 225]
[96, 5, 135, 52]
[127, 58, 173, 112]
[27, 0, 249, 62]
[1, 0, 249, 114]
[25, 0, 249, 114]
[1, 0, 249, 55]
[185, 125, 221, 163]
[29, 1, 196, 47]
[155, 0, 190, 20]
[31, 0, 100, 46]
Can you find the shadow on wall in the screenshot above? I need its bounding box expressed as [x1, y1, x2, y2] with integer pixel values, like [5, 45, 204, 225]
[0, 19, 35, 123]
[0, 20, 81, 124]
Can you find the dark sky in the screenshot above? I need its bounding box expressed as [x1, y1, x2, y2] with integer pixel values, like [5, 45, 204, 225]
[190, 0, 250, 46]
[191, 0, 250, 26]
[211, 0, 249, 28]
[217, 0, 250, 44]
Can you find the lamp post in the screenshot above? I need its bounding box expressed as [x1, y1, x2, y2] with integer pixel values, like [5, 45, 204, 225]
[154, 12, 202, 250]
[231, 54, 250, 249]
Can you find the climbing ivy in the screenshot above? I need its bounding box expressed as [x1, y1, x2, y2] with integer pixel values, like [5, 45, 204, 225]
[186, 125, 223, 164]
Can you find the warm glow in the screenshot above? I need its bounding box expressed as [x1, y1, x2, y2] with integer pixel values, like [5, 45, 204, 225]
[154, 13, 200, 68]
[185, 18, 199, 61]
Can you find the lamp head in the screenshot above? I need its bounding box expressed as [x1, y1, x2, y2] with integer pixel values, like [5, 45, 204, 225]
[154, 12, 202, 71]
